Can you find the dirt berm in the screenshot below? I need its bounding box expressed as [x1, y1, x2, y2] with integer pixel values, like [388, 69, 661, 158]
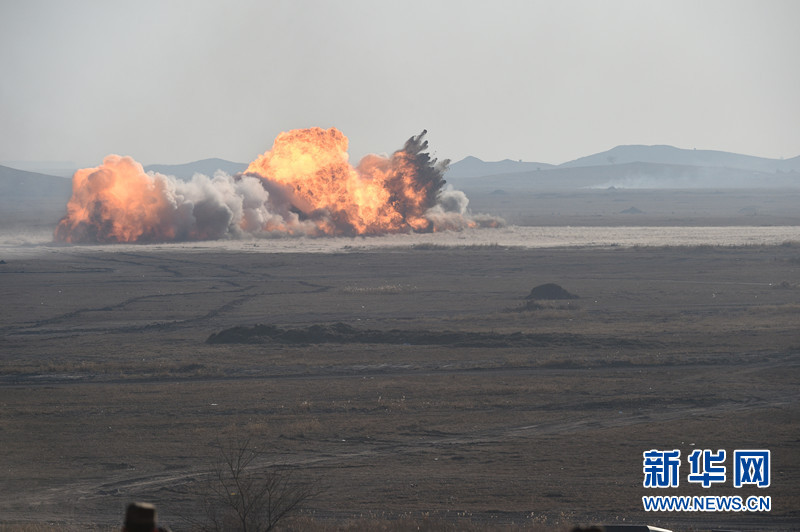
[206, 322, 648, 349]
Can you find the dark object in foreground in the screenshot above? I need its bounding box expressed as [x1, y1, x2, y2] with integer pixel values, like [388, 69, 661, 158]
[207, 322, 647, 349]
[123, 502, 171, 532]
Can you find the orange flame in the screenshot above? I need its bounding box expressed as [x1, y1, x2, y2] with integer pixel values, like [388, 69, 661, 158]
[53, 128, 489, 244]
[54, 155, 178, 243]
[245, 127, 445, 235]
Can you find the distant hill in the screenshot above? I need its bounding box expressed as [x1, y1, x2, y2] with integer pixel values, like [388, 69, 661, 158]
[447, 156, 555, 179]
[144, 158, 248, 179]
[559, 144, 800, 173]
[0, 165, 72, 227]
[448, 161, 800, 192]
[0, 164, 71, 197]
[447, 145, 800, 191]
[0, 161, 78, 178]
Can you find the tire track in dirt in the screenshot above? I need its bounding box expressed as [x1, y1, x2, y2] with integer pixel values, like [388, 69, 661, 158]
[113, 251, 265, 279]
[3, 386, 794, 520]
[2, 288, 256, 336]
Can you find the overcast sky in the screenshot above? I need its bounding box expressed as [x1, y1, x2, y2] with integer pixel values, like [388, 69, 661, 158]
[1, 0, 798, 168]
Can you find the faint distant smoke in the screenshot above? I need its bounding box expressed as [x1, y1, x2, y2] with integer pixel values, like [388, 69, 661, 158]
[54, 128, 502, 243]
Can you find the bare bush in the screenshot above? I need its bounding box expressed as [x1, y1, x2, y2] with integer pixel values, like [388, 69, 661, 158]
[188, 438, 318, 532]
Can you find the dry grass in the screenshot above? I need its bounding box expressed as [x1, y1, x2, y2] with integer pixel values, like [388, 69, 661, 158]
[283, 514, 576, 531]
[0, 518, 578, 531]
[1, 245, 799, 529]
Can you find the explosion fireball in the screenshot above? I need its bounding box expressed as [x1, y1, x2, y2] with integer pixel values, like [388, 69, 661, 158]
[54, 128, 495, 243]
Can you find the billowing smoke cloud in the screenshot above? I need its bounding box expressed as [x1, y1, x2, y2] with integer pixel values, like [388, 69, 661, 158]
[54, 128, 501, 243]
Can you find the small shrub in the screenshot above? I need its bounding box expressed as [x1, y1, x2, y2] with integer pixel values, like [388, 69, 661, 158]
[187, 437, 320, 532]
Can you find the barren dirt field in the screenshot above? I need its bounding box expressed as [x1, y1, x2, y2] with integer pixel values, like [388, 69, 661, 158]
[1, 243, 798, 530]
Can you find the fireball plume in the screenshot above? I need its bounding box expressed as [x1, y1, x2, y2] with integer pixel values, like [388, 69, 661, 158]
[54, 128, 496, 243]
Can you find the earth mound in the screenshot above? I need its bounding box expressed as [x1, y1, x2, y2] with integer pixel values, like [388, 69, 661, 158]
[525, 283, 578, 300]
[206, 322, 646, 349]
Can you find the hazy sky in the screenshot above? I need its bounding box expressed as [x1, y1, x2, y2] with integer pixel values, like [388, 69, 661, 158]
[1, 0, 798, 168]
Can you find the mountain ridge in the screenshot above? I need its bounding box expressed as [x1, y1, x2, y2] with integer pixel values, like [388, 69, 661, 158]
[447, 144, 800, 179]
[3, 145, 798, 198]
[0, 164, 72, 226]
[447, 160, 799, 191]
[558, 144, 800, 172]
[144, 158, 248, 179]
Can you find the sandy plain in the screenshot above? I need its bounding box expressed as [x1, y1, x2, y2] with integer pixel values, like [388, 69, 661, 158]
[0, 188, 799, 530]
